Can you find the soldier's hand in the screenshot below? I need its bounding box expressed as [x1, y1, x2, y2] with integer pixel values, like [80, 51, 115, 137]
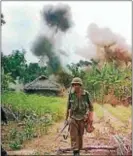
[64, 119, 69, 126]
[84, 114, 88, 121]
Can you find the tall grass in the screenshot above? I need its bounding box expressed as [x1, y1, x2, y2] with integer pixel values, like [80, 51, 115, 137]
[2, 91, 131, 123]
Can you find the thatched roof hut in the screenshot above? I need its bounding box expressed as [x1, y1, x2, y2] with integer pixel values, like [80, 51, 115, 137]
[24, 75, 61, 96]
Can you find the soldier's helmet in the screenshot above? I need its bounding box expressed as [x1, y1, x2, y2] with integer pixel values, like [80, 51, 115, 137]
[71, 77, 83, 86]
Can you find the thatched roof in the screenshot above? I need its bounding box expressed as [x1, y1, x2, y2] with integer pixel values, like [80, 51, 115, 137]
[24, 75, 61, 91]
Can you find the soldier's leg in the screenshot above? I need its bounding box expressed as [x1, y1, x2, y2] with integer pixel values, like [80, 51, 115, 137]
[79, 119, 85, 150]
[78, 135, 83, 150]
[69, 118, 79, 151]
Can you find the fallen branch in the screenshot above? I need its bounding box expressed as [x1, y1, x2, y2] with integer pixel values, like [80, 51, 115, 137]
[57, 146, 117, 153]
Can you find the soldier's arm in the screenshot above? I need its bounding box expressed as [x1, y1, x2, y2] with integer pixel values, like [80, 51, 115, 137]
[86, 92, 94, 112]
[88, 100, 94, 112]
[86, 92, 94, 121]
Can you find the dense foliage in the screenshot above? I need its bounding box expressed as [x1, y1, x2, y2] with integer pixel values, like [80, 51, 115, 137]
[84, 62, 131, 103]
[1, 50, 47, 88]
[1, 48, 131, 105]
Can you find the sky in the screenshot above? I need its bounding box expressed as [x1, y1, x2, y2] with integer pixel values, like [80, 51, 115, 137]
[2, 1, 132, 65]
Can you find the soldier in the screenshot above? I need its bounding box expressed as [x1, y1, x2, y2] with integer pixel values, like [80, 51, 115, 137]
[1, 107, 8, 156]
[1, 107, 7, 125]
[65, 77, 94, 156]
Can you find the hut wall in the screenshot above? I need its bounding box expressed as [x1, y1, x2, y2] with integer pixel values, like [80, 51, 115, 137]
[24, 89, 59, 96]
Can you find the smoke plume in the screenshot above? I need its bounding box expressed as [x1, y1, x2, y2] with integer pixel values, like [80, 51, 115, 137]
[31, 35, 61, 73]
[31, 3, 73, 74]
[41, 3, 73, 51]
[42, 3, 72, 33]
[87, 23, 132, 52]
[76, 23, 132, 66]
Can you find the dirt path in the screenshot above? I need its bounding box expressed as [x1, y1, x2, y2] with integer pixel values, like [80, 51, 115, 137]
[7, 110, 131, 155]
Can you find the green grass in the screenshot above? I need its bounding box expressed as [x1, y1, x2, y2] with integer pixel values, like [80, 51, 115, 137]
[1, 91, 67, 122]
[1, 91, 68, 150]
[104, 104, 132, 122]
[2, 92, 131, 123]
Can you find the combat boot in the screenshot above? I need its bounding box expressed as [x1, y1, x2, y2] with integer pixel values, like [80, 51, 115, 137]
[73, 150, 80, 156]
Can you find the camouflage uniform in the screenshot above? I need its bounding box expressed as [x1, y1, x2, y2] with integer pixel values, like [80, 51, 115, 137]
[67, 78, 94, 152]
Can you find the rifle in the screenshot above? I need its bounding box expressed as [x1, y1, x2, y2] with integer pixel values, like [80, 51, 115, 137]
[54, 121, 69, 141]
[55, 86, 72, 141]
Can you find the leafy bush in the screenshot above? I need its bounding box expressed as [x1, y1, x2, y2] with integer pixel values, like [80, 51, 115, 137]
[9, 140, 22, 150]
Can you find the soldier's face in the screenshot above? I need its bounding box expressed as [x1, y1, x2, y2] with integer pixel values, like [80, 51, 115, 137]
[73, 83, 81, 91]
